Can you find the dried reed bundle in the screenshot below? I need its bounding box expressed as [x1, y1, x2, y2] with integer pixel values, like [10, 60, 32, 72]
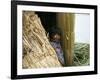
[22, 11, 61, 69]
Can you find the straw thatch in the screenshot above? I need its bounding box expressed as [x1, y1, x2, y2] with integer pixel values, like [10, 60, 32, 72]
[22, 11, 62, 69]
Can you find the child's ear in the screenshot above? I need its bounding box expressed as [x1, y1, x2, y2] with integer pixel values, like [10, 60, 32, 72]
[47, 32, 49, 39]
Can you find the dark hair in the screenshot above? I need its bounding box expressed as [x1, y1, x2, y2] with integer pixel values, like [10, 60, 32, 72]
[49, 27, 62, 39]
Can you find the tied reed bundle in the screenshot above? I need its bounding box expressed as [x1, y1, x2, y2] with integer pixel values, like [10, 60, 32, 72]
[22, 11, 62, 69]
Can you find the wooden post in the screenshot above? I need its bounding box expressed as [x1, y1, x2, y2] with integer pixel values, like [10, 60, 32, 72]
[56, 13, 75, 66]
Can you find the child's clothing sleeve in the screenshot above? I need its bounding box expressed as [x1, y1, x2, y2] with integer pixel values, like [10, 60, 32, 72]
[50, 41, 65, 65]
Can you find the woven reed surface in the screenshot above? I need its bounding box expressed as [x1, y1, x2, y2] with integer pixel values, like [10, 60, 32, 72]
[22, 11, 62, 69]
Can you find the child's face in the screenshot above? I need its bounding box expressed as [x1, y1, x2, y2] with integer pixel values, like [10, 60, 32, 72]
[52, 34, 61, 41]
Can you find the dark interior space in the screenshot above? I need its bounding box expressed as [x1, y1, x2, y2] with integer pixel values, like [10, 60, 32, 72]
[36, 12, 57, 32]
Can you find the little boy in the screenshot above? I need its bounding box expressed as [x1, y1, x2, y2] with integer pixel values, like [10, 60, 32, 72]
[49, 27, 65, 66]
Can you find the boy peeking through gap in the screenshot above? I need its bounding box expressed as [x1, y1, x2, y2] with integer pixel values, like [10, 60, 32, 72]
[49, 27, 65, 66]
